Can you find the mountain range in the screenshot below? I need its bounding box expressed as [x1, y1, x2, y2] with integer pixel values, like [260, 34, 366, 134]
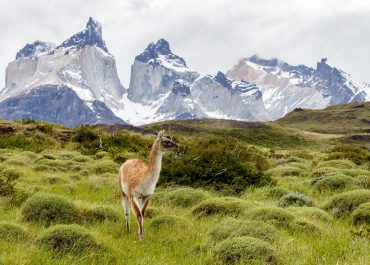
[0, 17, 369, 127]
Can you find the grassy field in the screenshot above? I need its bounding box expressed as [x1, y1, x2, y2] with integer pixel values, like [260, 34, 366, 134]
[0, 105, 369, 264]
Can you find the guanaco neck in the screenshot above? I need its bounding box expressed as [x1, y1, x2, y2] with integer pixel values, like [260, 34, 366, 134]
[147, 139, 163, 178]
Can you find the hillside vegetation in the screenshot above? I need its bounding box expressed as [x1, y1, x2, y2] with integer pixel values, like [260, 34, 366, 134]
[0, 103, 369, 264]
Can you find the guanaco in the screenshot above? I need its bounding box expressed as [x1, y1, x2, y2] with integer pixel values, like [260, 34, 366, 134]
[118, 130, 179, 240]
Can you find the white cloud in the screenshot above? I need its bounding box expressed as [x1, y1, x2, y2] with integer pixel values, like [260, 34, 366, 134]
[0, 0, 369, 88]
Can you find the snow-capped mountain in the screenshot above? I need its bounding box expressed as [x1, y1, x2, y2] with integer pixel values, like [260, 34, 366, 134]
[128, 39, 199, 103]
[0, 17, 125, 126]
[227, 55, 369, 119]
[0, 18, 368, 127]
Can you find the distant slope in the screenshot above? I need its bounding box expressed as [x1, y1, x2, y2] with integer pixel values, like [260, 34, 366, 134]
[277, 102, 370, 134]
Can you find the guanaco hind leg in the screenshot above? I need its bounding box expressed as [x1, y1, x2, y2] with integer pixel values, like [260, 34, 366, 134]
[141, 196, 151, 217]
[121, 191, 130, 232]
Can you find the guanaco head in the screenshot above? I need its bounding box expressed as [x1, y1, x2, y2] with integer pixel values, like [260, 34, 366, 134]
[157, 130, 179, 152]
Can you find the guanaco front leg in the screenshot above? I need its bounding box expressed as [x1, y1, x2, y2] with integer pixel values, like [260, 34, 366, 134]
[141, 196, 151, 217]
[131, 196, 144, 240]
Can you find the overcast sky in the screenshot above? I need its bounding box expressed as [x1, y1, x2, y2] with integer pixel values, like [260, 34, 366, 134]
[1, 0, 369, 88]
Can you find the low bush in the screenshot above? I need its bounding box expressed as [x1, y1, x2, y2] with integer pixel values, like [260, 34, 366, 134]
[20, 151, 38, 160]
[244, 206, 295, 228]
[323, 189, 370, 217]
[4, 159, 27, 167]
[0, 166, 20, 196]
[36, 224, 101, 255]
[42, 176, 68, 185]
[149, 215, 188, 230]
[288, 219, 322, 234]
[87, 159, 118, 174]
[316, 160, 356, 169]
[351, 202, 370, 226]
[192, 197, 254, 217]
[310, 167, 338, 177]
[267, 187, 290, 199]
[144, 207, 162, 219]
[166, 187, 210, 208]
[326, 145, 370, 165]
[288, 207, 332, 223]
[213, 236, 277, 265]
[278, 192, 314, 207]
[208, 218, 278, 243]
[21, 193, 81, 226]
[311, 173, 360, 192]
[81, 205, 120, 223]
[265, 166, 304, 177]
[357, 175, 370, 189]
[95, 151, 111, 159]
[0, 222, 30, 241]
[160, 137, 272, 193]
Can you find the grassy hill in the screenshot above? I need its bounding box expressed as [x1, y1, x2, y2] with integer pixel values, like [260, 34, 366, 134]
[0, 104, 369, 264]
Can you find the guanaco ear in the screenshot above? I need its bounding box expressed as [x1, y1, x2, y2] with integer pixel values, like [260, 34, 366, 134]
[157, 130, 165, 139]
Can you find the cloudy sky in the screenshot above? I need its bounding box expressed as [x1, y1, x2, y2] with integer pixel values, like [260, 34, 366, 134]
[1, 0, 369, 87]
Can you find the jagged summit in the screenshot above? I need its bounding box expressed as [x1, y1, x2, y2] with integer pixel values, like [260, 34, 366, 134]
[16, 41, 56, 60]
[56, 17, 108, 53]
[135, 38, 186, 67]
[214, 71, 260, 96]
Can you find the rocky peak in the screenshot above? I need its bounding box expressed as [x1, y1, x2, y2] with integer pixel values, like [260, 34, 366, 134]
[214, 71, 233, 90]
[56, 17, 108, 53]
[135, 38, 186, 66]
[16, 41, 56, 60]
[171, 80, 190, 96]
[316, 58, 344, 83]
[247, 54, 280, 67]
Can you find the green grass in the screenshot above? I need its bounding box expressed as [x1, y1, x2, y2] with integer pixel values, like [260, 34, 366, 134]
[0, 117, 369, 264]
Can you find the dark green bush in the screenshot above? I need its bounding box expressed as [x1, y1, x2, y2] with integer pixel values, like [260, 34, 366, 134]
[36, 224, 101, 255]
[36, 123, 53, 134]
[209, 218, 278, 243]
[311, 173, 360, 192]
[192, 197, 254, 217]
[288, 219, 322, 234]
[351, 202, 370, 226]
[278, 192, 314, 207]
[244, 206, 295, 228]
[160, 137, 272, 193]
[21, 193, 81, 226]
[326, 145, 370, 166]
[288, 207, 332, 223]
[213, 236, 277, 265]
[0, 166, 20, 197]
[268, 187, 290, 199]
[166, 187, 210, 207]
[149, 215, 188, 230]
[323, 189, 370, 217]
[81, 205, 120, 223]
[0, 222, 30, 241]
[144, 207, 162, 219]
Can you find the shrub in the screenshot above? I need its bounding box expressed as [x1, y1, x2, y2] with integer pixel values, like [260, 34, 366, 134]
[95, 151, 111, 159]
[265, 166, 304, 177]
[213, 236, 277, 265]
[244, 206, 295, 228]
[288, 207, 332, 223]
[327, 145, 370, 165]
[311, 173, 360, 192]
[208, 218, 278, 243]
[33, 164, 52, 172]
[278, 192, 314, 207]
[267, 187, 290, 199]
[0, 222, 30, 241]
[311, 167, 338, 177]
[42, 176, 68, 185]
[149, 215, 188, 230]
[192, 197, 254, 217]
[144, 207, 162, 219]
[323, 189, 370, 217]
[351, 202, 370, 226]
[289, 219, 322, 234]
[160, 137, 272, 193]
[37, 224, 101, 255]
[20, 151, 38, 160]
[21, 193, 81, 226]
[166, 187, 210, 207]
[4, 159, 27, 167]
[88, 159, 118, 174]
[316, 160, 356, 169]
[0, 166, 20, 196]
[81, 205, 120, 223]
[357, 175, 370, 189]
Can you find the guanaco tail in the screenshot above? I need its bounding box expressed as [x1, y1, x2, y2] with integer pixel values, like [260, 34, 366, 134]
[118, 130, 179, 240]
